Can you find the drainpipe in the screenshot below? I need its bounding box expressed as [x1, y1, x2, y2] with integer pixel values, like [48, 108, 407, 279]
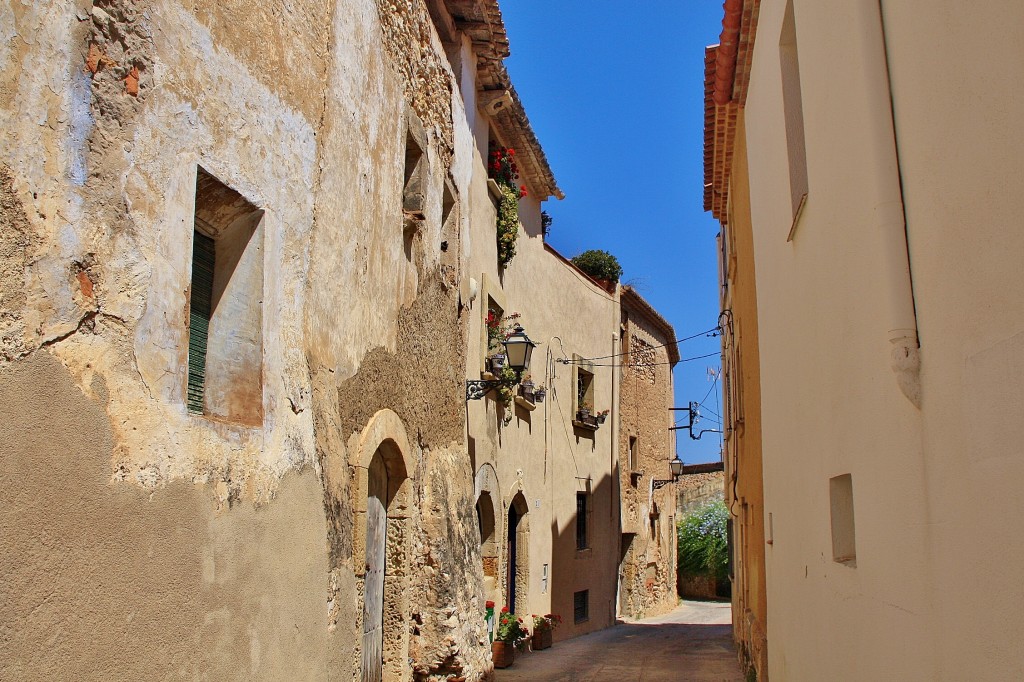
[854, 0, 921, 408]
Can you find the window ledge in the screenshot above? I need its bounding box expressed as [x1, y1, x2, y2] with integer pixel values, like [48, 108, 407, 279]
[487, 178, 504, 202]
[572, 419, 600, 431]
[514, 395, 537, 411]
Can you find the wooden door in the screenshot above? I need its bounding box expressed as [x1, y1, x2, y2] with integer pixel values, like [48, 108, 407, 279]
[361, 458, 388, 682]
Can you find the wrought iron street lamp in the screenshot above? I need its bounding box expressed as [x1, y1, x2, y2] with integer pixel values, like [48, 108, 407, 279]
[466, 324, 536, 401]
[652, 458, 685, 491]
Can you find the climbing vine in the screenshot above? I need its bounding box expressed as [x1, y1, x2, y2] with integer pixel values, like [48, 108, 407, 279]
[488, 145, 527, 267]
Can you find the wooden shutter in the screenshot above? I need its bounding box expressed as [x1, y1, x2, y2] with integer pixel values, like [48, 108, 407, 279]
[188, 231, 215, 414]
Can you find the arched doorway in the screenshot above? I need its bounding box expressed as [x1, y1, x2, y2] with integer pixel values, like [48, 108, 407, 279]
[353, 410, 414, 682]
[505, 492, 529, 613]
[476, 492, 498, 597]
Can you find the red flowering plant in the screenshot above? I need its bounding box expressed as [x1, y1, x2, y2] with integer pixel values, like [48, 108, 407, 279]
[531, 613, 563, 633]
[494, 607, 530, 650]
[486, 310, 522, 353]
[488, 145, 527, 266]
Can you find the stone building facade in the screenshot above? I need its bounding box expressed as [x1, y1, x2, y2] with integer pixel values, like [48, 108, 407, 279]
[676, 464, 725, 517]
[0, 0, 536, 679]
[702, 0, 1024, 680]
[615, 286, 679, 620]
[0, 0, 685, 679]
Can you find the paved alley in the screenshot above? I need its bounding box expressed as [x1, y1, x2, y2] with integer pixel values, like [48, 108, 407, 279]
[495, 600, 745, 682]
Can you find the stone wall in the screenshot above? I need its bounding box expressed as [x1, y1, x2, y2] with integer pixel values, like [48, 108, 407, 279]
[677, 470, 726, 517]
[0, 1, 504, 679]
[616, 290, 679, 621]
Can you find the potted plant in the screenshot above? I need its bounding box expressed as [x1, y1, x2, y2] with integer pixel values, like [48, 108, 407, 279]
[489, 353, 506, 373]
[570, 249, 623, 291]
[596, 409, 610, 424]
[519, 373, 535, 401]
[533, 386, 547, 403]
[485, 601, 496, 643]
[531, 613, 561, 650]
[492, 607, 529, 668]
[576, 402, 592, 422]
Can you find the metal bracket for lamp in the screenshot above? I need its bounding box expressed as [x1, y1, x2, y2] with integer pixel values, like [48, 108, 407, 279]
[651, 460, 685, 491]
[466, 379, 505, 401]
[465, 323, 536, 402]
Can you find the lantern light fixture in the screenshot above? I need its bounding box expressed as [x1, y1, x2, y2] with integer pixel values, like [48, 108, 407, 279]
[466, 324, 537, 401]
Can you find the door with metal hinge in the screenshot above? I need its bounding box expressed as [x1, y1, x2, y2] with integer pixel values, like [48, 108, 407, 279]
[361, 456, 388, 682]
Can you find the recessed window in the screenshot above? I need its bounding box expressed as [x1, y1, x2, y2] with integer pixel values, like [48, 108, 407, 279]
[830, 474, 857, 566]
[576, 492, 589, 550]
[780, 0, 808, 237]
[188, 168, 264, 425]
[573, 589, 589, 624]
[629, 436, 639, 472]
[574, 358, 595, 414]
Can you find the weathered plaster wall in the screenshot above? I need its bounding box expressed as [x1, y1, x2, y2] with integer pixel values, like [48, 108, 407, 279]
[0, 0, 498, 679]
[616, 301, 678, 620]
[0, 352, 329, 680]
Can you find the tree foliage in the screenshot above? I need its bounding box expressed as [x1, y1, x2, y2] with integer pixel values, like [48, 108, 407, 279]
[677, 500, 729, 581]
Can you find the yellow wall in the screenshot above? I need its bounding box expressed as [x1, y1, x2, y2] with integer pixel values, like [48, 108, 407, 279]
[721, 110, 768, 680]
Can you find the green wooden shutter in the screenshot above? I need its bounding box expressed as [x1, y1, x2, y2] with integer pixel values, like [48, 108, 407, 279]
[188, 231, 215, 414]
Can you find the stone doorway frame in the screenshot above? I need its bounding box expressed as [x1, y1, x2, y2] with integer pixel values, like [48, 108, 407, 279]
[504, 485, 530, 614]
[351, 409, 416, 682]
[474, 463, 501, 605]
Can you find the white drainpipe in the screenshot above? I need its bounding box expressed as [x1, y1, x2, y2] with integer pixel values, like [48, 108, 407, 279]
[855, 0, 921, 407]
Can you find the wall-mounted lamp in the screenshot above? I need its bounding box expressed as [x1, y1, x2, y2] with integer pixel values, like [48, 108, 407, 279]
[466, 324, 536, 401]
[652, 459, 685, 491]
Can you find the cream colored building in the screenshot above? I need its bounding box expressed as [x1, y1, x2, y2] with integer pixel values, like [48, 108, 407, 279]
[703, 0, 1024, 679]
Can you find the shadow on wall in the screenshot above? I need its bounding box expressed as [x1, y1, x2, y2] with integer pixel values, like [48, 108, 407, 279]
[548, 472, 618, 642]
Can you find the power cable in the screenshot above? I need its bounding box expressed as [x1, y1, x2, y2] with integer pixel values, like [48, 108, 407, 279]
[567, 351, 720, 369]
[561, 326, 721, 364]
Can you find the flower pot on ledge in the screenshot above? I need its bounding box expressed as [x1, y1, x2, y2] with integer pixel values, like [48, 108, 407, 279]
[492, 640, 515, 668]
[489, 354, 506, 373]
[532, 628, 553, 651]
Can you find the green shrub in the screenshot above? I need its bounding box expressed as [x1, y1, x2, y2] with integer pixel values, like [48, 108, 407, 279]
[677, 500, 729, 581]
[571, 249, 623, 282]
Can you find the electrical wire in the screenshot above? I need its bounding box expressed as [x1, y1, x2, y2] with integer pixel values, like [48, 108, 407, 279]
[697, 371, 720, 409]
[566, 351, 721, 369]
[561, 326, 721, 364]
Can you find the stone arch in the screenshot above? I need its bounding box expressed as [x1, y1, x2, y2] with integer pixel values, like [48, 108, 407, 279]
[351, 409, 414, 682]
[504, 489, 530, 614]
[474, 464, 501, 604]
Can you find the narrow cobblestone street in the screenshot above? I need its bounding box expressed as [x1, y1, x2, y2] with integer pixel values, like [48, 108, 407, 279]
[495, 600, 744, 681]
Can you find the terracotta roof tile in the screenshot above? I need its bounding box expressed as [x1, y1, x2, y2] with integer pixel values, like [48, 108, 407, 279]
[702, 0, 761, 222]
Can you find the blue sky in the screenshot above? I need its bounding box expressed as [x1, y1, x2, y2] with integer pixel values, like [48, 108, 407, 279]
[502, 1, 726, 463]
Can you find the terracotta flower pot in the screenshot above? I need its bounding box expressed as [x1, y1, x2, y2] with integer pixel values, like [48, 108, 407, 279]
[532, 628, 553, 650]
[492, 640, 515, 668]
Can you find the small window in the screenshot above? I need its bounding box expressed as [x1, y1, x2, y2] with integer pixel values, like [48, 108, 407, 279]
[576, 492, 589, 550]
[830, 474, 857, 566]
[575, 360, 594, 414]
[629, 436, 639, 472]
[573, 590, 589, 624]
[188, 168, 264, 425]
